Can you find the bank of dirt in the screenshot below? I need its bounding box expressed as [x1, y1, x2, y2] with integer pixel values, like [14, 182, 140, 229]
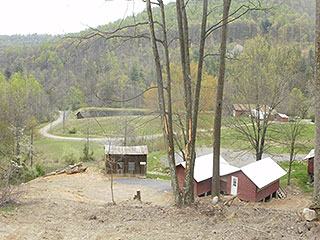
[0, 168, 319, 240]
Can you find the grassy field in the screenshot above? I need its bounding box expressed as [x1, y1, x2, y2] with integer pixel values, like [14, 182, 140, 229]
[35, 137, 105, 172]
[219, 121, 315, 154]
[279, 160, 314, 193]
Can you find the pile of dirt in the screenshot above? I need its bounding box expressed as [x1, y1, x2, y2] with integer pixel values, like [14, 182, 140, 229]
[0, 168, 319, 240]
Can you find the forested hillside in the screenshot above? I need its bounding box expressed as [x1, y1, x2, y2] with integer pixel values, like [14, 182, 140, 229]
[0, 0, 315, 115]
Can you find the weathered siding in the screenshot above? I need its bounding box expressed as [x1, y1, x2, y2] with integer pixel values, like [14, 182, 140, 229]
[176, 165, 185, 191]
[197, 178, 211, 196]
[256, 181, 279, 202]
[106, 154, 147, 176]
[308, 157, 314, 174]
[226, 171, 256, 202]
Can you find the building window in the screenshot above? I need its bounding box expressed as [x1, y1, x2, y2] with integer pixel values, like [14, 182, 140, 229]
[233, 178, 237, 187]
[117, 162, 124, 173]
[128, 162, 135, 171]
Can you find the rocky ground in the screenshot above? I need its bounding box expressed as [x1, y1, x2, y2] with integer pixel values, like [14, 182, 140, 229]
[0, 168, 319, 240]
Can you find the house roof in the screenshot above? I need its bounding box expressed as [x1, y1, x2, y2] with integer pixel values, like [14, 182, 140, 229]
[232, 104, 277, 114]
[304, 149, 314, 160]
[277, 113, 288, 119]
[177, 153, 240, 183]
[240, 157, 286, 189]
[105, 145, 148, 155]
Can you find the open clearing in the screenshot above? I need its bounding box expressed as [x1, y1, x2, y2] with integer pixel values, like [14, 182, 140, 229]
[1, 167, 319, 240]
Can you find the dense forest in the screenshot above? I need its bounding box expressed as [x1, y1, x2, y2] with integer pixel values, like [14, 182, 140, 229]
[0, 0, 315, 118]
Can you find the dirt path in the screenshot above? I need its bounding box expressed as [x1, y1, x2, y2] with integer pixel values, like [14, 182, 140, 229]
[39, 111, 162, 144]
[1, 168, 318, 240]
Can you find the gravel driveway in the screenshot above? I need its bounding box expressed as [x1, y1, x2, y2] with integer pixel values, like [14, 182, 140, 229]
[113, 178, 171, 193]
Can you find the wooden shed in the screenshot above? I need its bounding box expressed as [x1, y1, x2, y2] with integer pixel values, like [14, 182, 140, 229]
[176, 153, 240, 196]
[223, 158, 287, 202]
[105, 145, 148, 176]
[304, 149, 314, 184]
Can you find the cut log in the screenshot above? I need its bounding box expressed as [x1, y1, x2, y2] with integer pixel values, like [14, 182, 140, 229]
[44, 163, 87, 177]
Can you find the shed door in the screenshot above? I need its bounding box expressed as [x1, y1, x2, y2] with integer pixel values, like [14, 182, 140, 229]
[231, 176, 238, 196]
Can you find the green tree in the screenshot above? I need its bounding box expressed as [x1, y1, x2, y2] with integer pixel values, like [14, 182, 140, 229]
[67, 87, 85, 111]
[228, 36, 303, 160]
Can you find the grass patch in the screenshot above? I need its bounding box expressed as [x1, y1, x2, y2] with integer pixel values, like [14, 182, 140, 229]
[220, 121, 314, 154]
[279, 160, 314, 193]
[35, 137, 104, 171]
[0, 205, 16, 213]
[146, 173, 171, 180]
[147, 151, 168, 173]
[51, 115, 162, 138]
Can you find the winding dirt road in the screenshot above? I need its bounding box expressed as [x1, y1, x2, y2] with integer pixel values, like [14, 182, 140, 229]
[39, 111, 163, 145]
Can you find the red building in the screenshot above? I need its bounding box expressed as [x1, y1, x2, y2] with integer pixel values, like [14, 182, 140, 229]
[304, 149, 314, 184]
[176, 153, 239, 196]
[276, 113, 289, 122]
[223, 158, 286, 202]
[232, 104, 277, 120]
[177, 155, 286, 202]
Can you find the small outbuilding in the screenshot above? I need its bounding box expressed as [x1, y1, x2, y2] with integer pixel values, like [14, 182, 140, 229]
[224, 157, 287, 202]
[176, 154, 287, 202]
[232, 104, 277, 120]
[105, 145, 148, 176]
[304, 149, 314, 184]
[176, 153, 240, 196]
[276, 113, 289, 122]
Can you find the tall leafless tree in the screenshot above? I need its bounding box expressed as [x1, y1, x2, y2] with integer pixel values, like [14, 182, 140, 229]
[212, 0, 232, 198]
[314, 0, 320, 206]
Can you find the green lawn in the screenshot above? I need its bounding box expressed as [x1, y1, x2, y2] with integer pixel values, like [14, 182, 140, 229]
[35, 137, 105, 172]
[279, 160, 314, 193]
[219, 121, 315, 154]
[51, 115, 162, 138]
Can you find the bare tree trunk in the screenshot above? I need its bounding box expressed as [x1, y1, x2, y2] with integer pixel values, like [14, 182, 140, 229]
[190, 0, 209, 199]
[314, 0, 320, 205]
[146, 0, 181, 205]
[30, 126, 34, 167]
[176, 0, 195, 206]
[158, 0, 180, 203]
[212, 0, 232, 198]
[287, 141, 295, 185]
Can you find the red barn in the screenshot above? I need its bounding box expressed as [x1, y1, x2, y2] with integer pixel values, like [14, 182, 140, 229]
[176, 153, 240, 196]
[276, 113, 289, 122]
[232, 104, 277, 120]
[304, 149, 314, 184]
[223, 158, 287, 202]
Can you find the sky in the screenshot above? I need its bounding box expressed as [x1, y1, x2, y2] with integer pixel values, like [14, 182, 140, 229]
[0, 0, 173, 36]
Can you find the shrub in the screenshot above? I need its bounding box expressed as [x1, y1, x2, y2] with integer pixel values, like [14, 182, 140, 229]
[64, 153, 76, 166]
[35, 163, 45, 177]
[68, 127, 77, 134]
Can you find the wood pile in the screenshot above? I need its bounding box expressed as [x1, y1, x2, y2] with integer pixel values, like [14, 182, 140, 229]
[44, 163, 87, 177]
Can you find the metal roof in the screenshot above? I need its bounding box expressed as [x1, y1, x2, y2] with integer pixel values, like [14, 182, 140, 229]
[105, 145, 148, 155]
[277, 113, 288, 119]
[177, 153, 240, 183]
[233, 104, 277, 115]
[304, 149, 314, 160]
[240, 157, 286, 189]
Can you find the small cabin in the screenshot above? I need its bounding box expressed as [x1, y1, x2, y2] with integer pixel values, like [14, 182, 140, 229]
[176, 153, 240, 196]
[304, 149, 314, 184]
[105, 145, 148, 176]
[276, 113, 289, 122]
[222, 157, 286, 202]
